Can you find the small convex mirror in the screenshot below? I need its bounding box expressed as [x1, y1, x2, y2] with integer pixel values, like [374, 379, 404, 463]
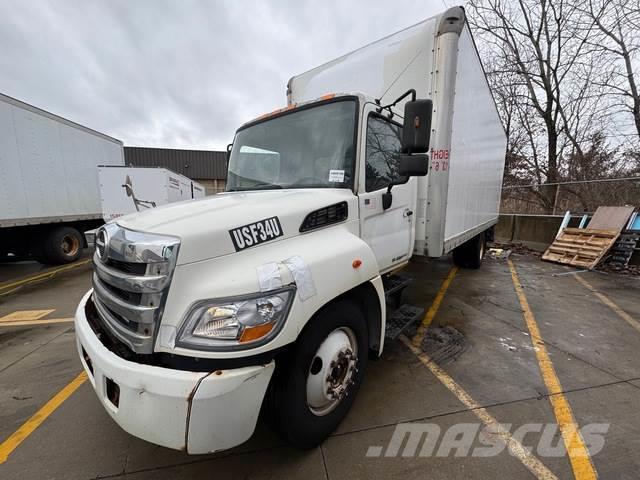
[123, 175, 134, 197]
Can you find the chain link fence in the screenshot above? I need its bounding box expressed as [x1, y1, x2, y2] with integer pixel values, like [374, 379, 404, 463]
[500, 177, 640, 215]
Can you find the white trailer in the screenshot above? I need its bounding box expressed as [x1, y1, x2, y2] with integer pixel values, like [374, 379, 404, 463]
[75, 6, 506, 454]
[0, 93, 124, 264]
[98, 166, 205, 222]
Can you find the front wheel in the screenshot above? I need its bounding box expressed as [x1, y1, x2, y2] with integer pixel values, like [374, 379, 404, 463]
[269, 300, 368, 449]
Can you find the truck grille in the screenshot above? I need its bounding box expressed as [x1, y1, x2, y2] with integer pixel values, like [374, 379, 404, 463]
[91, 223, 180, 354]
[106, 258, 147, 275]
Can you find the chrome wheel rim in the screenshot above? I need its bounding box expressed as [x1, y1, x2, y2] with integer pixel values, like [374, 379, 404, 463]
[62, 234, 80, 256]
[306, 327, 358, 417]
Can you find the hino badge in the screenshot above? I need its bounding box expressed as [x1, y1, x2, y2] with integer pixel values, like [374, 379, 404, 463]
[75, 6, 506, 453]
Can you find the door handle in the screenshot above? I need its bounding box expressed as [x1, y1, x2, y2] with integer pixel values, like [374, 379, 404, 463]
[403, 209, 413, 218]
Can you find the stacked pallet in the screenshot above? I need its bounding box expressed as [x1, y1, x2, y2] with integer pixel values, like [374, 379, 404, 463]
[542, 228, 620, 269]
[542, 206, 635, 270]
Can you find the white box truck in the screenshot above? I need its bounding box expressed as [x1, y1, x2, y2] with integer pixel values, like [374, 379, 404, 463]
[75, 6, 506, 454]
[98, 166, 206, 222]
[0, 93, 124, 264]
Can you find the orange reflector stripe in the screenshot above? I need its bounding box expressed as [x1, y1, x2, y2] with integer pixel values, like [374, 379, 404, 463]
[253, 95, 334, 123]
[239, 323, 274, 343]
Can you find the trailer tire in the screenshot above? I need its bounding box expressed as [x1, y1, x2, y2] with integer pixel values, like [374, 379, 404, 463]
[452, 233, 485, 269]
[39, 227, 83, 265]
[269, 300, 368, 449]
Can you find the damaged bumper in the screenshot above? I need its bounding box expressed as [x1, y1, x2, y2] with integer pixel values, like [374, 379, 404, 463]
[74, 290, 275, 454]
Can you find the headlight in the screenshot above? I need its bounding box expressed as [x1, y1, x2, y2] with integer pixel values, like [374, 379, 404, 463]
[176, 287, 295, 351]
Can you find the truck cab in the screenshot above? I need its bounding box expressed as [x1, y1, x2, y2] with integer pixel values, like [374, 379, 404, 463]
[75, 6, 505, 454]
[76, 91, 433, 453]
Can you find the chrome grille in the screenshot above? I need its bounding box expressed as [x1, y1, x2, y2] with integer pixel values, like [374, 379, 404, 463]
[91, 223, 180, 354]
[96, 228, 107, 259]
[106, 258, 147, 275]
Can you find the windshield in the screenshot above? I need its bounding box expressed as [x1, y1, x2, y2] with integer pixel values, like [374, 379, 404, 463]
[227, 99, 357, 191]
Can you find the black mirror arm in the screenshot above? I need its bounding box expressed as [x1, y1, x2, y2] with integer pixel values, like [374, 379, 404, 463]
[226, 143, 233, 164]
[382, 178, 404, 210]
[375, 89, 417, 114]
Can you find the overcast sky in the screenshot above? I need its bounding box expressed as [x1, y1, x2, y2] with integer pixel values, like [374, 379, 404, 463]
[0, 0, 453, 150]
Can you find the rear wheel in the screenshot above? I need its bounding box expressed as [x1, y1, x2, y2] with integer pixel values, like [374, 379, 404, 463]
[453, 232, 485, 269]
[269, 300, 368, 449]
[37, 227, 83, 265]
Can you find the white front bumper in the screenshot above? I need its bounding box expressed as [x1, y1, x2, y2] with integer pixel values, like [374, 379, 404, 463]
[74, 290, 275, 454]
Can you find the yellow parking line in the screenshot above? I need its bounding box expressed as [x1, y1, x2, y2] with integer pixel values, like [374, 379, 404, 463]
[0, 318, 74, 327]
[574, 274, 640, 334]
[401, 263, 557, 479]
[0, 371, 87, 464]
[508, 259, 597, 480]
[0, 259, 91, 294]
[0, 310, 55, 322]
[401, 336, 558, 480]
[411, 266, 458, 346]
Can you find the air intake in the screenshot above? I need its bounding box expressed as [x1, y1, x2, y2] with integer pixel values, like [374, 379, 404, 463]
[300, 202, 348, 232]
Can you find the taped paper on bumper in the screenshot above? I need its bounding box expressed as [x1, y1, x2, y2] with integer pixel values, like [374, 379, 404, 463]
[283, 256, 316, 301]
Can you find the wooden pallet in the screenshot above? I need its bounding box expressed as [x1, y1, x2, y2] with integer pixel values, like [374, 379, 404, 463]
[542, 228, 620, 269]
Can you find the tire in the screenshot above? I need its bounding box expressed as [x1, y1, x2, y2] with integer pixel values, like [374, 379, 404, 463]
[268, 300, 368, 449]
[38, 227, 83, 265]
[29, 236, 48, 264]
[452, 232, 485, 269]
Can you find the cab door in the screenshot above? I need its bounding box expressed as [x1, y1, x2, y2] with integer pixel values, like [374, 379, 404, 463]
[358, 105, 417, 273]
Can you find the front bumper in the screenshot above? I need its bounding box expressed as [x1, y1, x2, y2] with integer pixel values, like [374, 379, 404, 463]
[74, 290, 275, 454]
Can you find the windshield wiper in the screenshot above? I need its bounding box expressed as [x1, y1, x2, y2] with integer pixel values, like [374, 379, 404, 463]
[228, 183, 283, 192]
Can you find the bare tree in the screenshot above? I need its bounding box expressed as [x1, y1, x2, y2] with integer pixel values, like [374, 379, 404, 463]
[470, 0, 589, 180]
[574, 0, 640, 142]
[467, 0, 613, 212]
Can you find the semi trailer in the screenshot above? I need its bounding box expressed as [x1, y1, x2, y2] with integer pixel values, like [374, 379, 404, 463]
[98, 165, 206, 222]
[0, 93, 124, 264]
[75, 6, 506, 454]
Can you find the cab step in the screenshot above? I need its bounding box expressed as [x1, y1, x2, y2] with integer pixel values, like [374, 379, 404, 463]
[385, 304, 425, 340]
[383, 274, 413, 309]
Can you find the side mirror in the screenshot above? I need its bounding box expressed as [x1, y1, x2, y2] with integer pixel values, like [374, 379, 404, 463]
[402, 99, 433, 154]
[399, 154, 429, 177]
[381, 154, 429, 210]
[123, 175, 134, 197]
[381, 96, 433, 211]
[226, 143, 233, 163]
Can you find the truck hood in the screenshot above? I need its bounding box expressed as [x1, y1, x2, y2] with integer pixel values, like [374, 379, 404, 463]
[116, 189, 357, 265]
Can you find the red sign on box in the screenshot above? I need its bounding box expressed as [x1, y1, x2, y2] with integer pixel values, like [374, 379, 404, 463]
[431, 148, 449, 159]
[431, 149, 449, 171]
